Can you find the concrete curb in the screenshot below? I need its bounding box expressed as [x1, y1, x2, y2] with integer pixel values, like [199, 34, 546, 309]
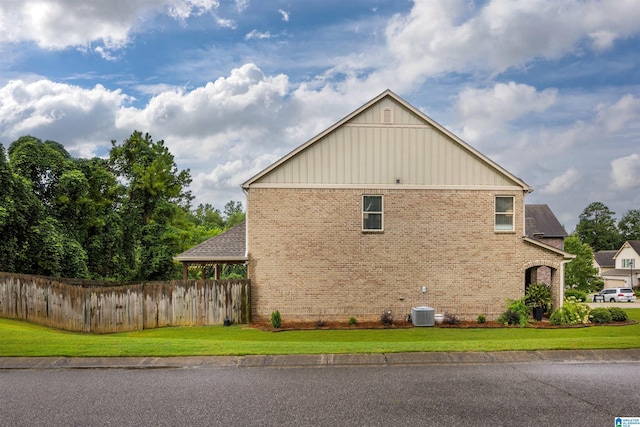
[1, 349, 639, 370]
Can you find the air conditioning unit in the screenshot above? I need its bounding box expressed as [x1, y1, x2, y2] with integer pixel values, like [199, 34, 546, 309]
[412, 306, 435, 327]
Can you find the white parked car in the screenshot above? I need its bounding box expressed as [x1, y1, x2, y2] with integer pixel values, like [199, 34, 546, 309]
[593, 288, 637, 303]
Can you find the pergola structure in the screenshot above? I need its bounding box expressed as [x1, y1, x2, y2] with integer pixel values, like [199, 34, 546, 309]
[174, 221, 247, 280]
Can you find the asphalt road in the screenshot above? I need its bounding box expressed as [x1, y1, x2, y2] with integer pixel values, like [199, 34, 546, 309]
[2, 358, 639, 427]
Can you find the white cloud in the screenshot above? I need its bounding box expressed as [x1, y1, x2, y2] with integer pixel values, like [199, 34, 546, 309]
[0, 79, 130, 155]
[278, 9, 289, 22]
[384, 0, 640, 80]
[456, 82, 557, 123]
[245, 30, 272, 40]
[611, 154, 640, 190]
[167, 0, 219, 20]
[539, 168, 581, 195]
[454, 82, 557, 142]
[235, 0, 249, 12]
[0, 0, 221, 55]
[594, 94, 640, 133]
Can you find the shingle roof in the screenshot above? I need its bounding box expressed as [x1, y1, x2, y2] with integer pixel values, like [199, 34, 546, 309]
[594, 250, 616, 268]
[628, 240, 640, 255]
[525, 204, 568, 238]
[174, 221, 247, 262]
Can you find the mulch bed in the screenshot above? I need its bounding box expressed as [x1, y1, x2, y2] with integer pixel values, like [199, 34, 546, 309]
[250, 319, 637, 331]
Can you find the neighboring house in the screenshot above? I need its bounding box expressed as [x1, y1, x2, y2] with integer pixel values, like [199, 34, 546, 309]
[593, 250, 616, 276]
[524, 204, 568, 285]
[235, 90, 573, 322]
[601, 240, 640, 289]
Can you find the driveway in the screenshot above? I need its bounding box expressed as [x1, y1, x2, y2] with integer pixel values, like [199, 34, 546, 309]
[586, 294, 640, 309]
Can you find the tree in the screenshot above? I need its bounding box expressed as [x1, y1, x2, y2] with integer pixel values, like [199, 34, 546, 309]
[0, 143, 44, 272]
[618, 209, 640, 242]
[574, 202, 622, 251]
[76, 158, 126, 279]
[109, 131, 193, 280]
[223, 200, 245, 229]
[8, 136, 73, 206]
[564, 235, 603, 292]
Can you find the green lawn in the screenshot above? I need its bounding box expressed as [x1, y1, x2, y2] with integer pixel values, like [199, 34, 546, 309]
[1, 309, 639, 357]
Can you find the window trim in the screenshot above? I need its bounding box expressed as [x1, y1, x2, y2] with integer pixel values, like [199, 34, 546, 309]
[494, 195, 515, 232]
[622, 259, 635, 268]
[362, 194, 384, 232]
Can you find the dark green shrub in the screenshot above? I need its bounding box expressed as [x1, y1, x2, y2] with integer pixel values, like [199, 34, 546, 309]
[477, 314, 486, 324]
[270, 310, 282, 329]
[348, 316, 357, 326]
[564, 289, 587, 302]
[380, 310, 393, 326]
[608, 307, 628, 322]
[497, 298, 529, 327]
[443, 312, 460, 325]
[590, 307, 612, 324]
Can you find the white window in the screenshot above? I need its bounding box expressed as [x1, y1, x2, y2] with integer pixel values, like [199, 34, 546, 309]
[495, 196, 514, 231]
[622, 259, 635, 268]
[363, 195, 383, 231]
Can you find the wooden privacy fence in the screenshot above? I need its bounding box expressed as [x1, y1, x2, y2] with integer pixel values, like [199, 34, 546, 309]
[0, 272, 250, 333]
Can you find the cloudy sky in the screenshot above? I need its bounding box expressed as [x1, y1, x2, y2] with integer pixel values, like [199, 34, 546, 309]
[1, 0, 639, 231]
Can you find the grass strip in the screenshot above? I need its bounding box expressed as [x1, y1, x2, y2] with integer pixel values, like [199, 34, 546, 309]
[1, 309, 639, 357]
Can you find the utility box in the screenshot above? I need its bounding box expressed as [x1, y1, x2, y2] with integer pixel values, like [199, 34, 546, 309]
[411, 306, 435, 327]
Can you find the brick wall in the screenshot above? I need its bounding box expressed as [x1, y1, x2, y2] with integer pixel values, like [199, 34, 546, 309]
[247, 187, 565, 323]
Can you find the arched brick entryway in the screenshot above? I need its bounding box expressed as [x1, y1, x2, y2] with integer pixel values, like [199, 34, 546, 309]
[523, 260, 562, 310]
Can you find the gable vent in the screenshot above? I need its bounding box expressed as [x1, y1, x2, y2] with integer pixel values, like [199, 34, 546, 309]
[382, 108, 393, 124]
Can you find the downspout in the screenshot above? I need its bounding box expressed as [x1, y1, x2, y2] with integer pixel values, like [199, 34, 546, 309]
[559, 259, 572, 308]
[242, 187, 249, 268]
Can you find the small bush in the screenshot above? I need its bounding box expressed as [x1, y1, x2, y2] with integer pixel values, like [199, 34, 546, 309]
[348, 316, 358, 326]
[443, 312, 460, 325]
[497, 298, 529, 327]
[525, 283, 552, 310]
[608, 307, 628, 322]
[477, 314, 486, 324]
[590, 308, 612, 324]
[564, 289, 587, 302]
[270, 310, 282, 329]
[549, 297, 591, 326]
[380, 310, 393, 326]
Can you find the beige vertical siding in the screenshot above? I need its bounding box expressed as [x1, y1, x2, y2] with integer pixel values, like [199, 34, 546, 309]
[256, 98, 517, 187]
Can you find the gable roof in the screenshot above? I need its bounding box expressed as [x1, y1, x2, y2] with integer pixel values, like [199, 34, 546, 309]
[594, 250, 616, 268]
[613, 240, 640, 260]
[174, 221, 247, 263]
[242, 89, 531, 192]
[525, 204, 568, 238]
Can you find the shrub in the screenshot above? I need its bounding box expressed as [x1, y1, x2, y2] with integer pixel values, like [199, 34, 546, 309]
[270, 310, 282, 329]
[477, 314, 486, 324]
[608, 307, 628, 322]
[443, 312, 460, 325]
[316, 319, 327, 327]
[525, 283, 552, 309]
[497, 298, 529, 327]
[380, 310, 393, 326]
[549, 297, 591, 326]
[590, 308, 612, 324]
[348, 316, 358, 326]
[564, 289, 587, 302]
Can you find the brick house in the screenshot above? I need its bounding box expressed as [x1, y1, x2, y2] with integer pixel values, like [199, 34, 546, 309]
[524, 204, 569, 286]
[236, 90, 574, 322]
